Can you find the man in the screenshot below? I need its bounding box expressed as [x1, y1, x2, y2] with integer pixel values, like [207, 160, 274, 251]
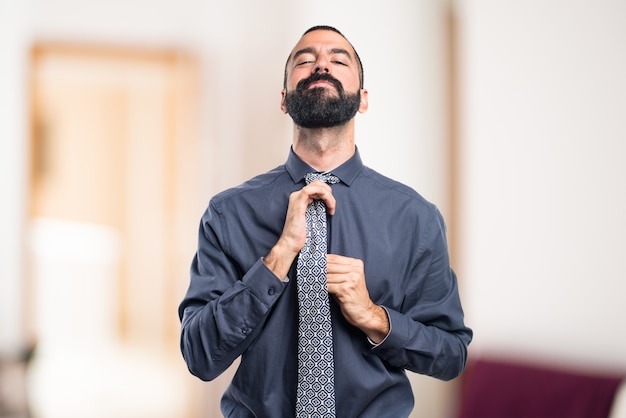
[179, 25, 472, 417]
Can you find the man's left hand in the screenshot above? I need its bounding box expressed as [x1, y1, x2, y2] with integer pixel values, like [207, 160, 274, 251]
[326, 254, 390, 344]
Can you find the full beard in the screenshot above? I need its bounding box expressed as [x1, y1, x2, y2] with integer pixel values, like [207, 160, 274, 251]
[284, 73, 361, 129]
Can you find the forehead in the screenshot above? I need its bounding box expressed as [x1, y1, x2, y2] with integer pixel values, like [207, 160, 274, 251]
[289, 30, 355, 60]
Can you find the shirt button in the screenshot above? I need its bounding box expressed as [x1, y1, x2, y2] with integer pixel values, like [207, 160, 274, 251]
[268, 287, 275, 295]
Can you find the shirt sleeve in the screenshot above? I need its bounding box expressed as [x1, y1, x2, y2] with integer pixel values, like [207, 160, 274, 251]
[178, 202, 288, 381]
[371, 209, 473, 381]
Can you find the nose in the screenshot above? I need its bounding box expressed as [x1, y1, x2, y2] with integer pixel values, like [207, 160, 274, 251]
[314, 54, 330, 74]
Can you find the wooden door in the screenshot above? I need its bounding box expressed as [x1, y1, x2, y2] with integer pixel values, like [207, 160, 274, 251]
[28, 43, 203, 418]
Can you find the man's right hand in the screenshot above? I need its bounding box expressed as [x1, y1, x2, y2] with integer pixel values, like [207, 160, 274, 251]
[263, 180, 336, 280]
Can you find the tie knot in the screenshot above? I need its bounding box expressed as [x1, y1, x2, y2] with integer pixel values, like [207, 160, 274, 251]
[305, 172, 339, 185]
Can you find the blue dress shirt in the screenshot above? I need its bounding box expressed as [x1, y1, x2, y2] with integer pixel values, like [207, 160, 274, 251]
[179, 148, 473, 417]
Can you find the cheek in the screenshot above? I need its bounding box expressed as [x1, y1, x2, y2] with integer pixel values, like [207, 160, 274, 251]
[287, 68, 310, 88]
[334, 69, 360, 91]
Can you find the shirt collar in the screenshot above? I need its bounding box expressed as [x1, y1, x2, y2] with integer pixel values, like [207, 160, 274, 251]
[285, 146, 364, 186]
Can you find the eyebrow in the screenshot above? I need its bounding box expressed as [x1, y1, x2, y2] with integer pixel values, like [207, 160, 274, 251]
[292, 47, 353, 63]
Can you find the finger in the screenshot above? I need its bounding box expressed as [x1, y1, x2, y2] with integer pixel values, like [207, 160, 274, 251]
[326, 282, 340, 296]
[289, 184, 330, 216]
[304, 180, 337, 215]
[326, 260, 352, 275]
[327, 258, 362, 285]
[327, 254, 359, 270]
[327, 254, 346, 264]
[326, 276, 351, 290]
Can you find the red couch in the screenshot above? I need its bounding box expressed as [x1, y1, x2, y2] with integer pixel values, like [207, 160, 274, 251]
[458, 357, 625, 418]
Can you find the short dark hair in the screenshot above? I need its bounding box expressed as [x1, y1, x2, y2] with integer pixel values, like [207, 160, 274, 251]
[283, 25, 364, 89]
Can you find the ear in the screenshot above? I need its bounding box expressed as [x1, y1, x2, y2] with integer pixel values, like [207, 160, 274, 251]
[280, 89, 287, 113]
[358, 88, 369, 113]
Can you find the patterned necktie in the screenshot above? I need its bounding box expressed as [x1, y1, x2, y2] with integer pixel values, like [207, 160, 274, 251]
[296, 172, 339, 418]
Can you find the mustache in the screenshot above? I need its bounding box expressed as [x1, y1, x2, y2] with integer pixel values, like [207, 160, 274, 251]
[296, 73, 344, 94]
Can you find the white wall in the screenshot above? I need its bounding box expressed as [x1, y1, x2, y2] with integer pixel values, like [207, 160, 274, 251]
[0, 0, 30, 355]
[457, 0, 626, 370]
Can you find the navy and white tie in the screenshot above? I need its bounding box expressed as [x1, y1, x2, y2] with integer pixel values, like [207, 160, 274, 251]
[296, 172, 339, 417]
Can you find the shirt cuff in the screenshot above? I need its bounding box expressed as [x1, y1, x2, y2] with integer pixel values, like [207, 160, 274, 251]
[367, 305, 392, 348]
[241, 258, 288, 306]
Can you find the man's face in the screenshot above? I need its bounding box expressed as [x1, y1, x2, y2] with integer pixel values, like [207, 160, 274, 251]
[281, 30, 367, 128]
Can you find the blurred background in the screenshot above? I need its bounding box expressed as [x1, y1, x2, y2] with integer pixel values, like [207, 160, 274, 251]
[1, 0, 625, 417]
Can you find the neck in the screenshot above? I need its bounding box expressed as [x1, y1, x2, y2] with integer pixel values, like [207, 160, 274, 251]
[292, 120, 356, 172]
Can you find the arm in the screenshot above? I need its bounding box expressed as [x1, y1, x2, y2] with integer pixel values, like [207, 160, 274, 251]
[178, 202, 288, 381]
[327, 209, 472, 381]
[179, 180, 337, 381]
[372, 210, 473, 381]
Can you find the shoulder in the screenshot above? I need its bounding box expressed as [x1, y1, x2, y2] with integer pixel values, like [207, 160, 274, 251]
[208, 165, 292, 212]
[359, 166, 439, 213]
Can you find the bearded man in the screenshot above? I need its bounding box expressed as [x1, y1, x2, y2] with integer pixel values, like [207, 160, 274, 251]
[179, 25, 472, 418]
